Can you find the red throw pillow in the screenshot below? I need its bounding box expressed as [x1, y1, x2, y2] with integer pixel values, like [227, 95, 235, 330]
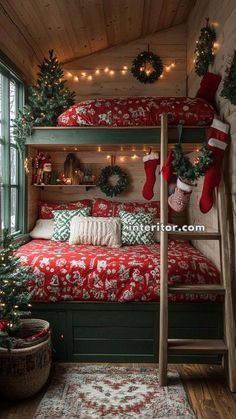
[113, 201, 161, 219]
[91, 198, 114, 217]
[91, 198, 174, 222]
[39, 199, 93, 219]
[196, 72, 221, 106]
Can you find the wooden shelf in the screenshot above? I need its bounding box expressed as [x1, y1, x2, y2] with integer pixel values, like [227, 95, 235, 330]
[168, 339, 227, 355]
[168, 231, 221, 240]
[33, 184, 96, 191]
[168, 284, 225, 294]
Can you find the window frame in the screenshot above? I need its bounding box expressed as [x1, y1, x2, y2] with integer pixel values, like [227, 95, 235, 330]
[0, 56, 26, 237]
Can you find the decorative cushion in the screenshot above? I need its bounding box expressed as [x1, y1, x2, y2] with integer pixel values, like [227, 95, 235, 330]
[196, 72, 222, 106]
[119, 210, 155, 245]
[69, 216, 122, 248]
[92, 198, 161, 219]
[91, 198, 114, 217]
[39, 200, 92, 219]
[114, 200, 161, 219]
[29, 219, 54, 239]
[52, 207, 90, 241]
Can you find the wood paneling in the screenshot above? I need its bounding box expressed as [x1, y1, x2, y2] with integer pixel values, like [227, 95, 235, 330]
[64, 25, 187, 100]
[27, 146, 187, 228]
[187, 1, 236, 282]
[0, 3, 38, 81]
[0, 0, 195, 66]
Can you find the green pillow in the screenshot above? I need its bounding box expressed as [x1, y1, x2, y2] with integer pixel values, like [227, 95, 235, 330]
[52, 207, 90, 241]
[119, 210, 155, 245]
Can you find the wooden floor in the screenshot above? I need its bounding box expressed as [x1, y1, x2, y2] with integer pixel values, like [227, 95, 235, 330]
[0, 363, 236, 419]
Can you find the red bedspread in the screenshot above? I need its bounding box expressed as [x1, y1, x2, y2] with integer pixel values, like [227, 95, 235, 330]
[18, 240, 220, 303]
[57, 97, 214, 127]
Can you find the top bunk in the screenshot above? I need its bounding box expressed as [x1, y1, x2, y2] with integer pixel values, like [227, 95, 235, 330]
[25, 125, 208, 146]
[25, 96, 213, 146]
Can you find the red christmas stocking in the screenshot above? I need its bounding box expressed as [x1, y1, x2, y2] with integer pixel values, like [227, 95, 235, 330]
[199, 118, 229, 213]
[162, 149, 176, 182]
[142, 152, 159, 200]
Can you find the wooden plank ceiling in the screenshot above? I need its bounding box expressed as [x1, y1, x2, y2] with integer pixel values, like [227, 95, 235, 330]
[0, 0, 195, 65]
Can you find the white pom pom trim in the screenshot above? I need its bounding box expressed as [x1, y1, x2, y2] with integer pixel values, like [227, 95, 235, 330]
[211, 118, 229, 134]
[143, 152, 159, 162]
[177, 178, 193, 192]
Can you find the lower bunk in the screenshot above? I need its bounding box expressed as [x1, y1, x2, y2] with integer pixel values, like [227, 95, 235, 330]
[32, 301, 223, 364]
[18, 238, 223, 363]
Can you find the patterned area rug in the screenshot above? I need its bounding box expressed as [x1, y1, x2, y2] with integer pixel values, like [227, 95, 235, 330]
[34, 365, 195, 418]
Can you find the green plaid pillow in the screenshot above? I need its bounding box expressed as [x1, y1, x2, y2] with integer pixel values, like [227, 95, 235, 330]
[119, 210, 155, 245]
[52, 207, 90, 241]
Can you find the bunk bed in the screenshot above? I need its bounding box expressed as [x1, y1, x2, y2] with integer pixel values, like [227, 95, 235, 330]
[21, 97, 227, 367]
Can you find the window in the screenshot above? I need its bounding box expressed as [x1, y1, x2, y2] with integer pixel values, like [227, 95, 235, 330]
[0, 58, 25, 236]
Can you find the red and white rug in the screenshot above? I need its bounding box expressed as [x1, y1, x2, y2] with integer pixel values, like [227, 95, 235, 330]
[34, 365, 195, 418]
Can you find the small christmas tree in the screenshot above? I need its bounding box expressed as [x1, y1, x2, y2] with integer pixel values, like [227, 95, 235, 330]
[13, 50, 76, 147]
[0, 230, 34, 347]
[220, 51, 236, 105]
[29, 49, 76, 126]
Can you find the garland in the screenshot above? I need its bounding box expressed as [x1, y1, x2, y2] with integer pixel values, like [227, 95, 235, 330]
[171, 144, 213, 182]
[131, 50, 163, 84]
[220, 51, 236, 105]
[97, 165, 129, 197]
[194, 18, 216, 76]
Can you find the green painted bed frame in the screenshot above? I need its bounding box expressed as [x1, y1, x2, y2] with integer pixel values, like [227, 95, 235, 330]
[32, 301, 223, 364]
[27, 125, 222, 364]
[25, 125, 208, 146]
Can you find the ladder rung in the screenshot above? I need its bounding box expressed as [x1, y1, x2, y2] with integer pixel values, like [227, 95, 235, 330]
[168, 284, 225, 294]
[168, 339, 227, 355]
[168, 231, 221, 240]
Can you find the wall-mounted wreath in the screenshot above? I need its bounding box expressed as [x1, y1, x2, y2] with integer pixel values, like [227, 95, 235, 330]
[131, 49, 163, 84]
[194, 18, 216, 76]
[97, 165, 129, 197]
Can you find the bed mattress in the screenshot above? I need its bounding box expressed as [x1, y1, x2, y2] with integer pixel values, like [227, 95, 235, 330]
[57, 96, 214, 127]
[18, 239, 220, 303]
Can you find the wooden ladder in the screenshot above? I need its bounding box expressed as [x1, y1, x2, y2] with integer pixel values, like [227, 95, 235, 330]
[159, 114, 236, 392]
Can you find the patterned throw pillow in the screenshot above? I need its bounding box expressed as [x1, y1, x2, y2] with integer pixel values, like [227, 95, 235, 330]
[52, 208, 90, 241]
[39, 199, 92, 219]
[119, 210, 155, 245]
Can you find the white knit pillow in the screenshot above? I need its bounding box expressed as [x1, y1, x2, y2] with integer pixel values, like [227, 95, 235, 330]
[69, 216, 122, 248]
[29, 219, 54, 239]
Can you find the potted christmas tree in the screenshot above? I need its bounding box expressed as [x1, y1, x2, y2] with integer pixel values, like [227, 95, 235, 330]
[0, 230, 51, 400]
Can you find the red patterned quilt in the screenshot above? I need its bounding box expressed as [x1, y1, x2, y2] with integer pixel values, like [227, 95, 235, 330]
[57, 96, 214, 127]
[18, 240, 220, 303]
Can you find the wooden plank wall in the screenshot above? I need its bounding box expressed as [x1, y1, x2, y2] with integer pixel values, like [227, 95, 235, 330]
[27, 147, 187, 230]
[64, 24, 187, 101]
[187, 0, 236, 272]
[0, 3, 39, 82]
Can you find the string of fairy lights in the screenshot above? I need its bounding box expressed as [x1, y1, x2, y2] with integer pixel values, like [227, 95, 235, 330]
[65, 61, 177, 82]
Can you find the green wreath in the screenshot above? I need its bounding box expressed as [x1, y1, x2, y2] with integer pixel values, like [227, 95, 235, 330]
[97, 165, 129, 197]
[131, 50, 163, 84]
[172, 143, 213, 182]
[194, 18, 216, 76]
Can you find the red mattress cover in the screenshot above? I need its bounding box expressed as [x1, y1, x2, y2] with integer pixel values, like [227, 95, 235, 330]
[57, 96, 215, 127]
[18, 240, 220, 303]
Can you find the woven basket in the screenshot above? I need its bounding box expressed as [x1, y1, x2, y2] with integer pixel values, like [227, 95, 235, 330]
[0, 335, 52, 400]
[11, 318, 50, 349]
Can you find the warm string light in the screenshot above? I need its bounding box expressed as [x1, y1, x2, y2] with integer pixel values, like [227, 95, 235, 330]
[65, 65, 129, 82]
[66, 61, 176, 82]
[193, 39, 220, 64]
